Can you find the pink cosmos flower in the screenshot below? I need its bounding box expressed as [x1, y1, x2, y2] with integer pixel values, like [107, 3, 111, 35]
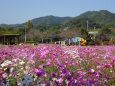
[105, 64, 112, 68]
[2, 73, 8, 78]
[96, 65, 102, 69]
[56, 78, 63, 84]
[78, 71, 86, 75]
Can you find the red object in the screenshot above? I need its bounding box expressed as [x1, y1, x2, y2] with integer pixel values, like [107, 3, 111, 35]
[105, 64, 112, 68]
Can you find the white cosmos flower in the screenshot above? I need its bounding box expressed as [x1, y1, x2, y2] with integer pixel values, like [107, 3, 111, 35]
[52, 78, 57, 81]
[19, 61, 25, 65]
[1, 60, 12, 67]
[90, 69, 95, 73]
[12, 59, 17, 62]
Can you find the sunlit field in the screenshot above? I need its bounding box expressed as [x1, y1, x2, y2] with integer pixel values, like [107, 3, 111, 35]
[0, 45, 115, 86]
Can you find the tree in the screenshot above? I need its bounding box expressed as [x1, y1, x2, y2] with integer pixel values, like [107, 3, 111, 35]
[59, 28, 81, 40]
[26, 29, 42, 41]
[101, 26, 112, 34]
[26, 20, 33, 31]
[80, 28, 93, 45]
[95, 26, 111, 42]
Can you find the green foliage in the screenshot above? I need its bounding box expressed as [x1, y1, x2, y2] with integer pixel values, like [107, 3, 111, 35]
[101, 26, 112, 34]
[73, 10, 115, 27]
[80, 28, 88, 35]
[16, 27, 25, 34]
[26, 20, 33, 30]
[22, 41, 37, 43]
[48, 41, 55, 44]
[0, 27, 20, 36]
[80, 28, 95, 45]
[31, 15, 72, 25]
[34, 24, 63, 31]
[66, 18, 100, 28]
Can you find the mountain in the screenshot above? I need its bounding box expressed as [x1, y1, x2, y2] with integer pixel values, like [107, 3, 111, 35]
[31, 15, 72, 25]
[67, 10, 115, 27]
[0, 23, 25, 28]
[0, 16, 72, 28]
[0, 10, 115, 28]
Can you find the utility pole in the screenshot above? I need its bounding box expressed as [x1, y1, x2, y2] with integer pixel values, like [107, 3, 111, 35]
[94, 26, 95, 31]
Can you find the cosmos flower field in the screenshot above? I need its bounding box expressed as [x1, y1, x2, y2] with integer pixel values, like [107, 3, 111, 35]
[0, 45, 115, 86]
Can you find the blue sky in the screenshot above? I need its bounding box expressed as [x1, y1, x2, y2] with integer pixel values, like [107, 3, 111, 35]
[0, 0, 114, 24]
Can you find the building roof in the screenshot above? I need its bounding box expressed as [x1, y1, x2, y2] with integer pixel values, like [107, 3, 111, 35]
[0, 34, 20, 37]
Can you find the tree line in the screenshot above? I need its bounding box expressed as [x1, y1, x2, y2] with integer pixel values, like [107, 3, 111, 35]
[0, 21, 115, 45]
